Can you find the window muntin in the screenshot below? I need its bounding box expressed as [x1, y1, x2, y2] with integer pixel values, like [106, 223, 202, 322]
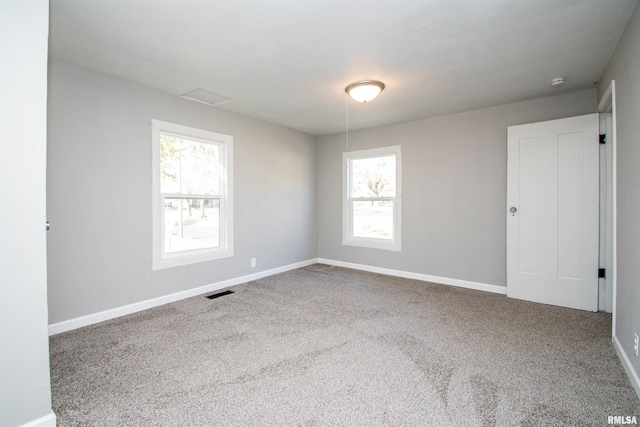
[343, 146, 401, 251]
[152, 120, 233, 269]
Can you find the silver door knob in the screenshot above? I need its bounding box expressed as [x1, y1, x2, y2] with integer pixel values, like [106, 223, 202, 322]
[509, 207, 517, 214]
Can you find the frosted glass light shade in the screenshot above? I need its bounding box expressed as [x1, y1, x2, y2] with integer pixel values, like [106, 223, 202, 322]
[345, 80, 385, 103]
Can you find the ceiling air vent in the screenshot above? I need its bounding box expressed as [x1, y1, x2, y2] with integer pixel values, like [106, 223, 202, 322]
[180, 88, 231, 107]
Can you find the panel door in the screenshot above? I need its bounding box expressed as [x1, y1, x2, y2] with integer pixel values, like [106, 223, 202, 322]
[507, 114, 599, 311]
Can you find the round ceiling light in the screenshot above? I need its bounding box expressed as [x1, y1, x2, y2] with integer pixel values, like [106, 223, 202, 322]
[345, 80, 385, 103]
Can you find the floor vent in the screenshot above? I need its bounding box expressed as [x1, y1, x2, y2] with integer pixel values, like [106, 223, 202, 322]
[206, 290, 234, 299]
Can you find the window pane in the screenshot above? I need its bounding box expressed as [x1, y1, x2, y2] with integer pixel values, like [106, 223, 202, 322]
[351, 155, 395, 198]
[352, 200, 393, 239]
[160, 135, 181, 194]
[160, 134, 220, 195]
[164, 198, 220, 253]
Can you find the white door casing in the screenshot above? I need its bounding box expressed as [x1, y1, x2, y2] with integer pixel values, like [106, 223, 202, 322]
[597, 80, 617, 330]
[507, 114, 599, 312]
[598, 112, 614, 313]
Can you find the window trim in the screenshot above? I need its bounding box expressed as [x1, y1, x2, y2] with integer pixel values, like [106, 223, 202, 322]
[342, 145, 402, 251]
[151, 119, 234, 270]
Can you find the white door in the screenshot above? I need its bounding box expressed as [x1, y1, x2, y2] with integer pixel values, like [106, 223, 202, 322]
[507, 114, 599, 311]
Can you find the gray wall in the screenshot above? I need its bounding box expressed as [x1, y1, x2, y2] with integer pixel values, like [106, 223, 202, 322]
[47, 60, 318, 324]
[318, 90, 596, 287]
[599, 1, 640, 384]
[0, 1, 55, 426]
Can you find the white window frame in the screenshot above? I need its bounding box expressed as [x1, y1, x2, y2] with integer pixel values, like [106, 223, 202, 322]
[343, 145, 402, 251]
[151, 119, 234, 270]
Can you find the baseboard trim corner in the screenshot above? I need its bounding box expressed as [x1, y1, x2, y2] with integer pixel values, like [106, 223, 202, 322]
[613, 334, 640, 400]
[317, 258, 506, 295]
[19, 412, 56, 427]
[48, 258, 317, 336]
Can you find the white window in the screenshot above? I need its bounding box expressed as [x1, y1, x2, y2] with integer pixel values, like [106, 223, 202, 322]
[152, 120, 233, 270]
[343, 145, 401, 251]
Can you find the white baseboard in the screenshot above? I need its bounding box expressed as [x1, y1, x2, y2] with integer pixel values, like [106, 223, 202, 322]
[317, 258, 506, 295]
[50, 256, 638, 401]
[48, 259, 317, 335]
[318, 258, 640, 399]
[49, 258, 506, 335]
[613, 334, 640, 400]
[20, 412, 56, 427]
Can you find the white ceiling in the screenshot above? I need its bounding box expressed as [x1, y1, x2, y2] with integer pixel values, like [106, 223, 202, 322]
[49, 0, 637, 136]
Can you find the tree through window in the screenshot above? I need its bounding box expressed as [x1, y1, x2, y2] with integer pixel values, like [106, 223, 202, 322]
[343, 146, 401, 251]
[152, 120, 233, 269]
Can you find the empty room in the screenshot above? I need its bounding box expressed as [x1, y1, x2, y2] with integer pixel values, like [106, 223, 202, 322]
[3, 0, 640, 426]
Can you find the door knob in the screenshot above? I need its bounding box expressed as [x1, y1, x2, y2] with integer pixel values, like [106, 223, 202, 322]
[509, 207, 517, 215]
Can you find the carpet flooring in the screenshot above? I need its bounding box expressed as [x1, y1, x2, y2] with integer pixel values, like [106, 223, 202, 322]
[49, 264, 640, 426]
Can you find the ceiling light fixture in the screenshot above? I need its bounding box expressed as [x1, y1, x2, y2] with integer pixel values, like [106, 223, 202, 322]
[345, 80, 385, 103]
[551, 77, 566, 87]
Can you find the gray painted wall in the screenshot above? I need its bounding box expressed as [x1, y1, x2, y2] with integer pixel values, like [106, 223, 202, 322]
[47, 60, 318, 324]
[0, 1, 55, 426]
[318, 90, 596, 287]
[599, 1, 640, 385]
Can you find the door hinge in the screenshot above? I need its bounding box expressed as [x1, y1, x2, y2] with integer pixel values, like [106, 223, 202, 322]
[599, 134, 606, 144]
[598, 268, 606, 278]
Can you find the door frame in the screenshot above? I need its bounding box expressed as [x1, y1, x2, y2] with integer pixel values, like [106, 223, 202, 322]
[597, 80, 617, 333]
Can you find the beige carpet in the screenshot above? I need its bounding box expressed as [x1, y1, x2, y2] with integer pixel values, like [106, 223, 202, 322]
[50, 264, 640, 426]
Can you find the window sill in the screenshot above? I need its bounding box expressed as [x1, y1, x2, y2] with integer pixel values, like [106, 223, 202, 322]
[342, 237, 401, 252]
[152, 248, 233, 270]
